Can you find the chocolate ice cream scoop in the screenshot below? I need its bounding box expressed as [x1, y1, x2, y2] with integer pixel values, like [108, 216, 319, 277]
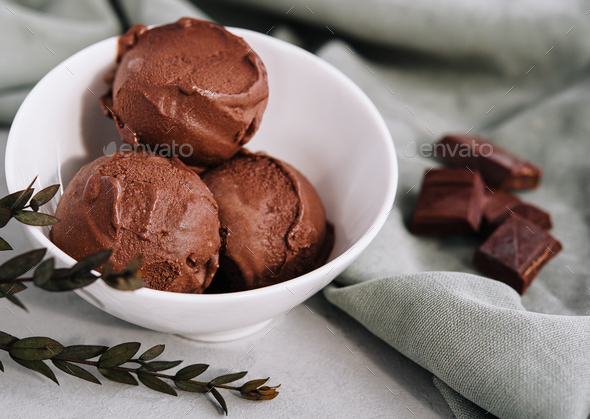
[202, 151, 334, 292]
[50, 151, 221, 293]
[100, 18, 269, 169]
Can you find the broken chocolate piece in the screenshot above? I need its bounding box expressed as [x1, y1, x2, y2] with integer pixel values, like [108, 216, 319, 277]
[436, 135, 542, 190]
[473, 214, 562, 294]
[512, 204, 552, 230]
[410, 168, 485, 235]
[482, 189, 552, 234]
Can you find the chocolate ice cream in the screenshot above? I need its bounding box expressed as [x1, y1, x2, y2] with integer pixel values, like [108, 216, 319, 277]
[50, 151, 221, 293]
[202, 151, 333, 292]
[100, 18, 269, 169]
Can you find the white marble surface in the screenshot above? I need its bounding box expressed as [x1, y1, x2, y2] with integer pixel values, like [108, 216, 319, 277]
[0, 129, 454, 418]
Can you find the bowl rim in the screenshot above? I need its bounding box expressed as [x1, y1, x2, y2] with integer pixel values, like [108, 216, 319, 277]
[5, 26, 398, 302]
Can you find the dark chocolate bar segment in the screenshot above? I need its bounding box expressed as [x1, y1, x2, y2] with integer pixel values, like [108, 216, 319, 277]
[410, 168, 484, 235]
[436, 135, 542, 190]
[473, 214, 562, 294]
[482, 189, 552, 234]
[512, 204, 552, 230]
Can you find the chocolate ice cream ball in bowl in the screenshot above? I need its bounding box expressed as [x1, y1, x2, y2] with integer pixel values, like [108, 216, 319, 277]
[100, 18, 269, 169]
[5, 20, 397, 341]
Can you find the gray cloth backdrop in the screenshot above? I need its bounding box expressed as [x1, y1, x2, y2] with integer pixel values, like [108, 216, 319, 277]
[2, 0, 589, 417]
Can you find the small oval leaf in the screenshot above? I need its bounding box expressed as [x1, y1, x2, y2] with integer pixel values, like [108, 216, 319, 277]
[2, 291, 27, 311]
[139, 344, 164, 361]
[0, 206, 12, 228]
[210, 386, 228, 415]
[209, 371, 247, 386]
[0, 282, 27, 298]
[141, 360, 182, 372]
[137, 371, 177, 396]
[59, 345, 108, 360]
[52, 359, 101, 385]
[0, 190, 25, 208]
[240, 378, 269, 393]
[33, 258, 54, 287]
[10, 177, 36, 210]
[0, 236, 13, 251]
[0, 331, 19, 346]
[14, 211, 60, 226]
[10, 337, 64, 361]
[31, 185, 60, 206]
[98, 368, 138, 385]
[71, 249, 112, 276]
[10, 354, 58, 385]
[103, 274, 145, 291]
[98, 342, 141, 368]
[175, 380, 209, 393]
[37, 274, 99, 292]
[174, 364, 209, 382]
[0, 248, 46, 281]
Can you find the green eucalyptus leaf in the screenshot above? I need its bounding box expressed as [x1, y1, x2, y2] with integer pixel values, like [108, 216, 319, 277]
[10, 337, 64, 360]
[102, 274, 145, 291]
[0, 282, 27, 297]
[0, 190, 25, 208]
[33, 258, 54, 287]
[140, 360, 182, 372]
[10, 354, 58, 385]
[1, 290, 27, 311]
[31, 185, 60, 207]
[0, 236, 12, 251]
[209, 371, 247, 386]
[70, 249, 112, 276]
[30, 200, 39, 212]
[51, 359, 101, 385]
[240, 378, 269, 393]
[0, 331, 19, 346]
[139, 344, 165, 361]
[13, 210, 60, 226]
[174, 380, 209, 393]
[210, 386, 228, 415]
[174, 364, 209, 382]
[36, 273, 98, 292]
[98, 368, 138, 385]
[0, 283, 27, 310]
[98, 342, 141, 368]
[11, 176, 37, 210]
[59, 345, 108, 360]
[124, 256, 142, 273]
[137, 371, 177, 396]
[0, 248, 46, 281]
[0, 206, 12, 228]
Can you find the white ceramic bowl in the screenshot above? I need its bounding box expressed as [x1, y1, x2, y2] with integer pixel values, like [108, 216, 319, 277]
[5, 28, 397, 341]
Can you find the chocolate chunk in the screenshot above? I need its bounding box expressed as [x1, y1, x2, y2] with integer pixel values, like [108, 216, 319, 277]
[410, 168, 485, 235]
[512, 204, 552, 230]
[481, 189, 552, 234]
[436, 135, 542, 190]
[473, 214, 562, 294]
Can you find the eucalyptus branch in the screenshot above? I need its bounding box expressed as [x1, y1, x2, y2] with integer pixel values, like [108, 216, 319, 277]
[0, 178, 281, 414]
[0, 334, 279, 415]
[0, 176, 61, 250]
[0, 248, 145, 311]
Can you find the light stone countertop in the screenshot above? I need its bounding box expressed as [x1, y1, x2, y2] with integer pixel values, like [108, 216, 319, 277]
[0, 129, 454, 418]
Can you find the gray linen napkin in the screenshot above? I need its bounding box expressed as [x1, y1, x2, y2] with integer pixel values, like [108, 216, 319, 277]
[2, 1, 590, 417]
